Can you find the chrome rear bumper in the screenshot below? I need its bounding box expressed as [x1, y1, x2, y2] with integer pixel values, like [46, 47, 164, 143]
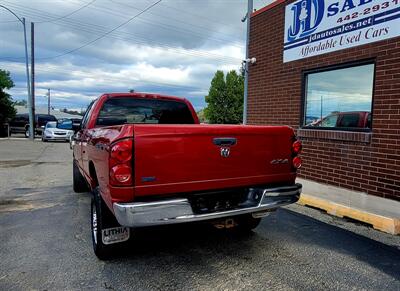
[113, 183, 302, 227]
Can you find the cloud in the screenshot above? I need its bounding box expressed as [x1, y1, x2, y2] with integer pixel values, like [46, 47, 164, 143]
[1, 0, 273, 110]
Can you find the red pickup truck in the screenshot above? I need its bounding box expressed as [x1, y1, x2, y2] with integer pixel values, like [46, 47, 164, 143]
[72, 93, 302, 259]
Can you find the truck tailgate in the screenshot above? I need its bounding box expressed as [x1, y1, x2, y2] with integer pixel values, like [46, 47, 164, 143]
[133, 124, 295, 197]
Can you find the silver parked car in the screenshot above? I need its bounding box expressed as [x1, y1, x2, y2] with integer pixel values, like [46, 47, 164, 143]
[42, 121, 74, 142]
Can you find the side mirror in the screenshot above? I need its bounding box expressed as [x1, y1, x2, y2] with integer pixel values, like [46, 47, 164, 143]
[41, 125, 45, 129]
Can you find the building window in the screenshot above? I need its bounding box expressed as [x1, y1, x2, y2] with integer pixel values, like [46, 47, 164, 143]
[303, 62, 374, 131]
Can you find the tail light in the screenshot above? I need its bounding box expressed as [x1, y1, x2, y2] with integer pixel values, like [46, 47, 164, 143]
[292, 139, 302, 170]
[109, 139, 133, 186]
[292, 156, 302, 169]
[292, 140, 302, 154]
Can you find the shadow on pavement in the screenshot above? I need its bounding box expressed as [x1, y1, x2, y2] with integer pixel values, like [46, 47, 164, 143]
[102, 208, 400, 285]
[2, 186, 399, 290]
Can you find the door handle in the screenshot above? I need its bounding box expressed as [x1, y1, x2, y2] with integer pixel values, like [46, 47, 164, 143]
[213, 137, 237, 146]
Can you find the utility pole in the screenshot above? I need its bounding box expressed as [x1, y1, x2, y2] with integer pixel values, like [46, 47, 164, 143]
[47, 89, 51, 115]
[320, 96, 323, 122]
[0, 6, 33, 139]
[31, 22, 35, 131]
[243, 0, 253, 125]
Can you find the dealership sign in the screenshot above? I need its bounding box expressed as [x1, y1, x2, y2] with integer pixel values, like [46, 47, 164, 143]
[283, 0, 400, 62]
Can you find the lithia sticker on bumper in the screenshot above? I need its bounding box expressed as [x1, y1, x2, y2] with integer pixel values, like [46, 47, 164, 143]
[102, 227, 130, 245]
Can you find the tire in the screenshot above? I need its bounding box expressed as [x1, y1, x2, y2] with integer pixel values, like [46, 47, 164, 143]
[73, 160, 89, 193]
[91, 187, 130, 260]
[24, 126, 30, 138]
[235, 214, 261, 232]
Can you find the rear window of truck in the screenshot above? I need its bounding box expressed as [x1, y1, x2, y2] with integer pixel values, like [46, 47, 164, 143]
[96, 97, 195, 126]
[337, 114, 360, 128]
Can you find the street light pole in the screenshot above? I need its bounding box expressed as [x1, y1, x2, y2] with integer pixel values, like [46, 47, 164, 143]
[0, 5, 33, 140]
[22, 18, 34, 140]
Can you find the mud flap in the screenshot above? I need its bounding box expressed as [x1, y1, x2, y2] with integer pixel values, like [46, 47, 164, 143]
[102, 227, 130, 245]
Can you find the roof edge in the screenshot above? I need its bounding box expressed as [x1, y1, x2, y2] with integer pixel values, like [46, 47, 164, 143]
[251, 0, 287, 18]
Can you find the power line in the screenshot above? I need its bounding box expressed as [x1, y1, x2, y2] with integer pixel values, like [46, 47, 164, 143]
[0, 33, 238, 66]
[0, 60, 208, 91]
[3, 0, 243, 48]
[34, 0, 243, 48]
[37, 0, 163, 59]
[158, 1, 243, 30]
[4, 0, 241, 30]
[1, 0, 243, 49]
[35, 0, 97, 24]
[107, 0, 243, 47]
[0, 0, 95, 23]
[0, 19, 18, 23]
[1, 1, 241, 63]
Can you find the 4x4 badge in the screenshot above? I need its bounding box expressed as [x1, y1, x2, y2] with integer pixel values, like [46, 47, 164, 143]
[270, 159, 289, 164]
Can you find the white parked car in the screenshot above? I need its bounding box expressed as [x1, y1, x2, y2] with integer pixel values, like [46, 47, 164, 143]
[42, 121, 74, 142]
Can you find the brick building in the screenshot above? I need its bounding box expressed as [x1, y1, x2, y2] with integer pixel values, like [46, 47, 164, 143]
[247, 0, 400, 200]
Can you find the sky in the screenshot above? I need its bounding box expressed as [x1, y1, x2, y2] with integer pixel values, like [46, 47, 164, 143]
[0, 0, 273, 112]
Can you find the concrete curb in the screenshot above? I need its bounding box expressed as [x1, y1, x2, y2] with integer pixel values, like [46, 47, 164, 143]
[298, 194, 400, 235]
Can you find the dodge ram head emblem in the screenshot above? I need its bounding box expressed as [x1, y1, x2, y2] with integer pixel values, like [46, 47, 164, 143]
[220, 147, 230, 158]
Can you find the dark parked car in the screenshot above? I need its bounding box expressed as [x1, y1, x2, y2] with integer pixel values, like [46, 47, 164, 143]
[56, 118, 82, 133]
[0, 123, 8, 137]
[9, 113, 57, 137]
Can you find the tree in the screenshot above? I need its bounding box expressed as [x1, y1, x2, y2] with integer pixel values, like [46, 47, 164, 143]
[204, 70, 244, 124]
[196, 109, 206, 123]
[13, 99, 27, 106]
[0, 69, 16, 125]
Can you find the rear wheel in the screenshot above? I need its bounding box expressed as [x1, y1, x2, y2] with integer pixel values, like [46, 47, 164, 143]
[235, 214, 261, 232]
[73, 161, 89, 193]
[91, 187, 130, 260]
[24, 127, 30, 138]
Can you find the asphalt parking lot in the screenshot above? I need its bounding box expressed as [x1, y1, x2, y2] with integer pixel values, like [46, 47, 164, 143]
[0, 139, 399, 290]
